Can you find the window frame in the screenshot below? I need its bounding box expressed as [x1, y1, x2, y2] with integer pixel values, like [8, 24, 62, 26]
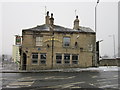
[72, 54, 78, 64]
[40, 53, 46, 64]
[63, 37, 71, 47]
[64, 54, 70, 64]
[56, 53, 62, 64]
[36, 36, 43, 46]
[31, 53, 38, 64]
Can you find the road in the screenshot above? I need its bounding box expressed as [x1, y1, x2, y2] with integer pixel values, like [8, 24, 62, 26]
[1, 71, 119, 90]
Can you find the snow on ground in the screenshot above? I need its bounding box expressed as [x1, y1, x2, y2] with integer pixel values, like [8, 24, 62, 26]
[45, 66, 120, 72]
[77, 66, 119, 72]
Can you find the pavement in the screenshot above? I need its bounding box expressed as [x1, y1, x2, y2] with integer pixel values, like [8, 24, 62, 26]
[0, 61, 120, 73]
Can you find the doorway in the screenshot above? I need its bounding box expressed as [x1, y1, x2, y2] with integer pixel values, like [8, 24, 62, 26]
[23, 53, 27, 70]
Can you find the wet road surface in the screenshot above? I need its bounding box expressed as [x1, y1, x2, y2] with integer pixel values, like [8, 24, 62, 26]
[1, 71, 119, 90]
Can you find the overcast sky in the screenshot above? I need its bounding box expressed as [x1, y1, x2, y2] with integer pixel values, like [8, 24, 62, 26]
[1, 0, 119, 58]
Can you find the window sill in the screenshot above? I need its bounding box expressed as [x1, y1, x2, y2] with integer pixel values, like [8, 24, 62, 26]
[31, 64, 39, 65]
[63, 46, 70, 48]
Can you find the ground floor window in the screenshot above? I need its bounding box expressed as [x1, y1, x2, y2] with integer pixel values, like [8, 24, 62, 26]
[72, 54, 78, 64]
[40, 53, 46, 64]
[56, 54, 62, 64]
[32, 53, 38, 64]
[64, 54, 70, 64]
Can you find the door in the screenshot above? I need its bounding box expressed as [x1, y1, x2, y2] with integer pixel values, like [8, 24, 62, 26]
[22, 53, 27, 70]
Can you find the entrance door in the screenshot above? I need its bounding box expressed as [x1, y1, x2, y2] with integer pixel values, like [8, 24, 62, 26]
[23, 53, 27, 70]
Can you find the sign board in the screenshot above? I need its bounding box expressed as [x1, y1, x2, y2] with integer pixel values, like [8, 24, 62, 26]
[15, 35, 21, 45]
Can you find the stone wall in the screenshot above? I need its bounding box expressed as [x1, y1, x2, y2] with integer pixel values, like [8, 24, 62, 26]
[99, 58, 120, 66]
[20, 30, 96, 70]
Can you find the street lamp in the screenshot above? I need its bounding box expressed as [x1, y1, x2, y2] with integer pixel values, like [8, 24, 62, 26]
[94, 0, 100, 67]
[109, 34, 116, 58]
[95, 0, 99, 32]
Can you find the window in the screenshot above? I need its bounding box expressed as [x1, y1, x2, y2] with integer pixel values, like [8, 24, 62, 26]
[56, 54, 62, 64]
[64, 54, 70, 64]
[63, 37, 70, 47]
[36, 37, 43, 46]
[40, 53, 46, 64]
[72, 54, 78, 64]
[88, 44, 93, 51]
[32, 53, 38, 64]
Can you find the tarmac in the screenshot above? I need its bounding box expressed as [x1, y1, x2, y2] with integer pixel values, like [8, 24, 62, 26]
[0, 60, 119, 73]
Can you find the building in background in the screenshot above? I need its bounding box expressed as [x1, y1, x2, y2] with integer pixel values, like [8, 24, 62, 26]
[2, 54, 8, 61]
[12, 45, 20, 63]
[12, 35, 21, 64]
[20, 11, 96, 70]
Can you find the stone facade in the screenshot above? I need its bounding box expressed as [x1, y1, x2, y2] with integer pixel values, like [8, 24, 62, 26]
[20, 11, 96, 70]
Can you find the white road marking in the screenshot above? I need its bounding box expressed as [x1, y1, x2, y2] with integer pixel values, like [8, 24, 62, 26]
[47, 81, 85, 88]
[6, 81, 34, 88]
[62, 84, 75, 88]
[52, 76, 75, 80]
[97, 77, 118, 82]
[67, 76, 76, 79]
[71, 86, 81, 88]
[89, 83, 94, 86]
[99, 84, 118, 88]
[18, 77, 38, 81]
[113, 75, 118, 78]
[92, 76, 98, 78]
[96, 81, 111, 85]
[45, 76, 55, 79]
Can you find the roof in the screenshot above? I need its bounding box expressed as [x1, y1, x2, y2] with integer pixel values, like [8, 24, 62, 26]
[23, 24, 95, 33]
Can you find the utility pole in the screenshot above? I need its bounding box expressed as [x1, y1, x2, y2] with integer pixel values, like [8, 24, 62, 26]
[49, 25, 54, 68]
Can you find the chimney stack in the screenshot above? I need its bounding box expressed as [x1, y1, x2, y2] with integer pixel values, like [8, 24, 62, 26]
[73, 16, 79, 30]
[45, 11, 50, 25]
[49, 13, 54, 25]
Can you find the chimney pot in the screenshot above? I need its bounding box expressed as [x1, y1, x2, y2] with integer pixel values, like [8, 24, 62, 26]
[45, 11, 50, 25]
[50, 13, 54, 25]
[73, 15, 80, 30]
[47, 11, 49, 16]
[51, 13, 53, 18]
[76, 16, 78, 19]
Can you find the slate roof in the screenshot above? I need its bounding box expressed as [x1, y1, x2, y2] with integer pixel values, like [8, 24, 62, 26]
[23, 24, 95, 33]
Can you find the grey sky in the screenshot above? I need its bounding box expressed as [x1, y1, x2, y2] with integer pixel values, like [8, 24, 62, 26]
[1, 0, 118, 58]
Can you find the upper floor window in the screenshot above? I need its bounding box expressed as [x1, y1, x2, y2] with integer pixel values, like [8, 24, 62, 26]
[36, 37, 43, 46]
[88, 44, 93, 51]
[63, 37, 70, 47]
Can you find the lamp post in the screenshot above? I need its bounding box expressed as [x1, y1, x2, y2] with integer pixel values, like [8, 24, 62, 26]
[95, 0, 100, 67]
[95, 0, 99, 32]
[109, 34, 116, 58]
